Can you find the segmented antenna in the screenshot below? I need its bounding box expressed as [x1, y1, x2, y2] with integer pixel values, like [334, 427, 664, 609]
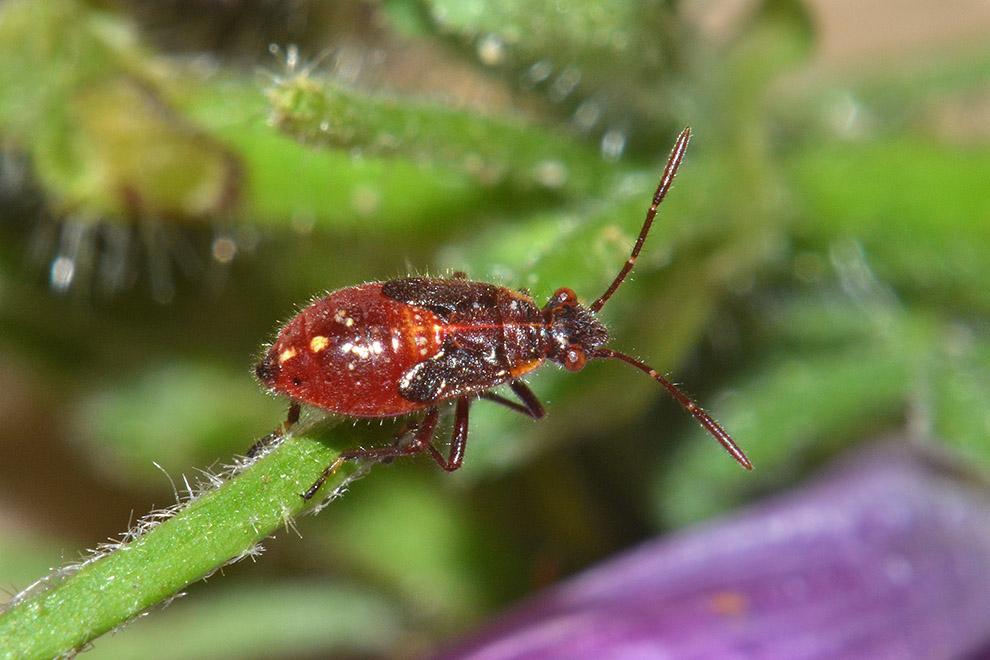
[592, 348, 752, 469]
[589, 127, 752, 470]
[591, 126, 691, 314]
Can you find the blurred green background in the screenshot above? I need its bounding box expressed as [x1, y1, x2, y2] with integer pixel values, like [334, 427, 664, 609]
[0, 0, 987, 657]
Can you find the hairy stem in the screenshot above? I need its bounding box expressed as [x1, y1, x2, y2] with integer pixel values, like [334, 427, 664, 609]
[0, 424, 360, 660]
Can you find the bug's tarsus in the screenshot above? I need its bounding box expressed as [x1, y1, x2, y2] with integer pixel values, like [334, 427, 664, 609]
[591, 348, 752, 469]
[590, 126, 691, 314]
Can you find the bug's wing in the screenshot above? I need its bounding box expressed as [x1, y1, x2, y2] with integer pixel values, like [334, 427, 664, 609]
[382, 278, 501, 321]
[399, 346, 511, 404]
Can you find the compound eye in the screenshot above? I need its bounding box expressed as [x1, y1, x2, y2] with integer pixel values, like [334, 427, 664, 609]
[563, 345, 587, 372]
[553, 287, 578, 306]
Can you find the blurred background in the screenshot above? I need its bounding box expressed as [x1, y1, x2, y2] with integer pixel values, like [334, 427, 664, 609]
[0, 0, 988, 657]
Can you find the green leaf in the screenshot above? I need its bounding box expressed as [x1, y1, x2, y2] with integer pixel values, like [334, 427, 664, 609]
[791, 137, 990, 314]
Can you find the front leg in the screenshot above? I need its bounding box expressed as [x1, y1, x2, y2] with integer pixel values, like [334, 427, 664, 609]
[478, 381, 546, 419]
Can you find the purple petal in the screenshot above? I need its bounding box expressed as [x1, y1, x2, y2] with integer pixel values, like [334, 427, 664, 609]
[434, 444, 990, 660]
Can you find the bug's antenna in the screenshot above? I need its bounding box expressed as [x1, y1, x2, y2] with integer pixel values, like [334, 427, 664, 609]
[590, 347, 752, 469]
[590, 127, 691, 314]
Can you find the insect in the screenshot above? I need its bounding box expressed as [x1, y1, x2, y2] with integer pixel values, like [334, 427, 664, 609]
[255, 127, 752, 499]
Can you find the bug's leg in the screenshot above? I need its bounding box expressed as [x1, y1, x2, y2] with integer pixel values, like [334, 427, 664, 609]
[479, 381, 546, 419]
[510, 381, 546, 418]
[287, 401, 301, 424]
[302, 407, 442, 499]
[379, 420, 419, 465]
[247, 402, 301, 458]
[379, 398, 470, 471]
[424, 397, 469, 471]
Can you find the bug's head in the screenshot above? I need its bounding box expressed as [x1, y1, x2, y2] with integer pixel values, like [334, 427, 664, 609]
[543, 287, 608, 372]
[255, 351, 280, 388]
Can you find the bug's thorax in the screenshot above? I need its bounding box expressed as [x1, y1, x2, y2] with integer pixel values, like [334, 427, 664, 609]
[440, 285, 549, 380]
[542, 287, 608, 372]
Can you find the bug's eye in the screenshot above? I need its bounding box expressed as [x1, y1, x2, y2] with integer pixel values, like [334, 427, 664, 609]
[563, 345, 587, 372]
[553, 287, 577, 306]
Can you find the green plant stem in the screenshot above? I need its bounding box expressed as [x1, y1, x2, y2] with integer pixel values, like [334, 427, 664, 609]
[0, 424, 357, 660]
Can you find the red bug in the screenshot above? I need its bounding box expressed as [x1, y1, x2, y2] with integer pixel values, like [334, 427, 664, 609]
[255, 127, 752, 499]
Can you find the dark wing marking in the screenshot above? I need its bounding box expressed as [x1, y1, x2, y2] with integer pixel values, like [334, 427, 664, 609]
[382, 278, 501, 321]
[399, 345, 512, 404]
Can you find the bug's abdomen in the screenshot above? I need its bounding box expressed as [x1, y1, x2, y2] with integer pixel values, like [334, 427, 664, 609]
[256, 283, 445, 416]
